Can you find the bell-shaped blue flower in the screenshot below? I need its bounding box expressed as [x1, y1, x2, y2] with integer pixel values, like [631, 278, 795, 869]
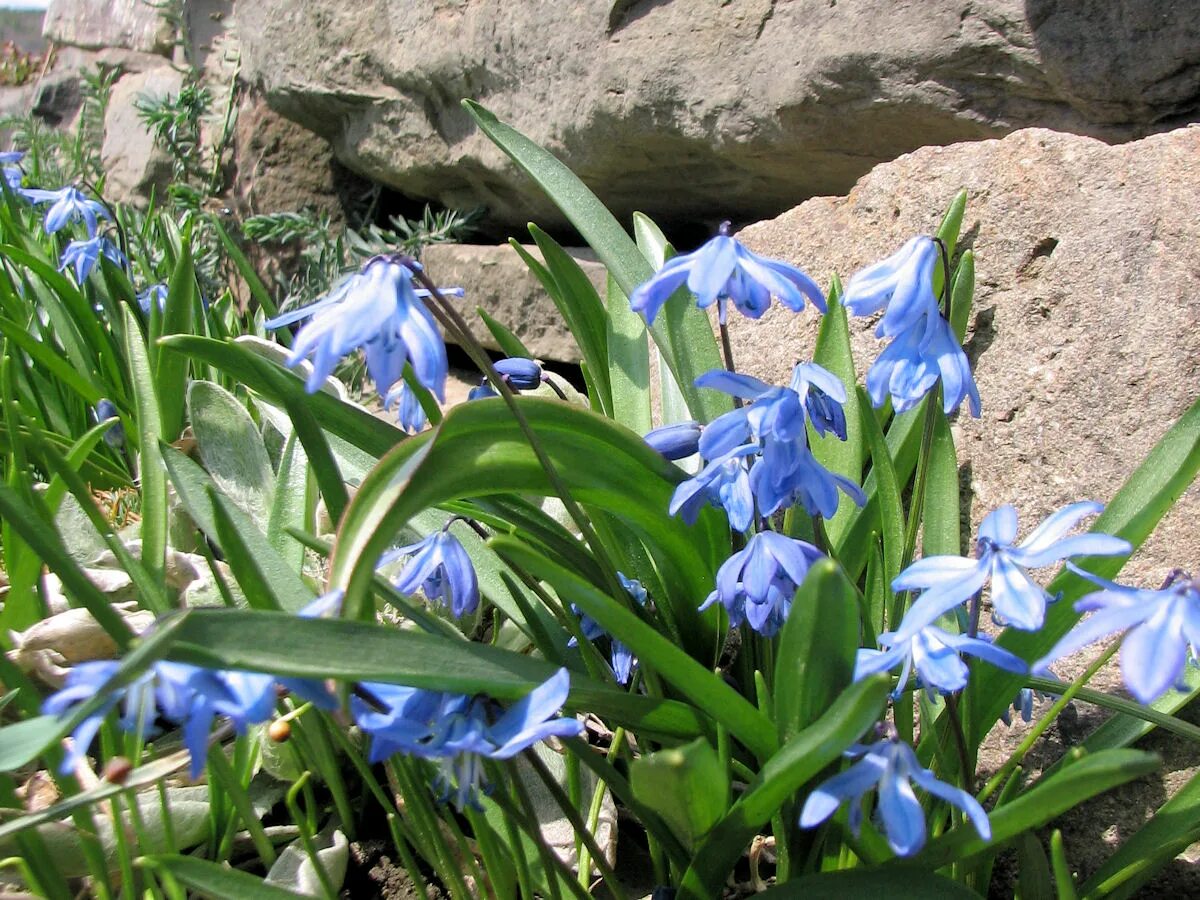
[855, 624, 1026, 696]
[266, 257, 450, 401]
[843, 236, 942, 338]
[749, 438, 866, 519]
[384, 528, 480, 618]
[137, 283, 168, 314]
[384, 380, 428, 434]
[864, 311, 981, 417]
[493, 357, 544, 390]
[630, 222, 826, 325]
[467, 381, 498, 401]
[644, 421, 702, 461]
[21, 185, 109, 237]
[894, 502, 1131, 635]
[95, 398, 125, 449]
[1034, 568, 1200, 705]
[799, 737, 991, 857]
[59, 235, 125, 283]
[700, 531, 824, 636]
[669, 444, 757, 532]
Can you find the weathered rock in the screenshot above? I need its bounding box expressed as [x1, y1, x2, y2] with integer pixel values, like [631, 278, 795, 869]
[238, 0, 1200, 232]
[43, 0, 173, 56]
[422, 242, 600, 362]
[100, 66, 183, 207]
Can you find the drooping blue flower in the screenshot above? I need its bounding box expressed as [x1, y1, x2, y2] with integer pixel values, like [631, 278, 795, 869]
[854, 624, 1026, 696]
[893, 502, 1131, 635]
[1000, 687, 1046, 726]
[569, 572, 647, 684]
[94, 398, 125, 449]
[863, 310, 981, 417]
[266, 257, 450, 401]
[58, 235, 126, 283]
[384, 380, 427, 434]
[630, 222, 826, 325]
[3, 167, 20, 191]
[21, 185, 109, 237]
[843, 236, 942, 339]
[467, 381, 498, 401]
[353, 669, 582, 809]
[695, 371, 807, 459]
[42, 660, 277, 778]
[383, 528, 480, 618]
[1034, 569, 1200, 705]
[749, 438, 866, 519]
[799, 736, 991, 857]
[643, 421, 703, 461]
[789, 362, 849, 440]
[699, 531, 824, 636]
[0, 151, 23, 165]
[493, 357, 544, 390]
[669, 444, 757, 532]
[137, 283, 168, 314]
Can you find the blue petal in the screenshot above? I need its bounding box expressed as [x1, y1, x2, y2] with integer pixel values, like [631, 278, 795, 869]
[1016, 501, 1103, 554]
[1121, 605, 1188, 704]
[488, 668, 581, 756]
[686, 235, 738, 307]
[909, 766, 992, 841]
[798, 755, 887, 828]
[877, 764, 927, 856]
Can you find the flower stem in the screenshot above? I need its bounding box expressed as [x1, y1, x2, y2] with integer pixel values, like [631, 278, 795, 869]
[718, 318, 744, 409]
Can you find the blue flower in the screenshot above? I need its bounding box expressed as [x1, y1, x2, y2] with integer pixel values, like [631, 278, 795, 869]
[467, 381, 498, 401]
[137, 283, 168, 313]
[669, 444, 757, 532]
[749, 438, 866, 519]
[266, 257, 450, 401]
[493, 357, 543, 390]
[799, 737, 991, 857]
[789, 362, 849, 440]
[893, 502, 1130, 634]
[864, 311, 981, 417]
[695, 371, 807, 459]
[644, 421, 703, 461]
[843, 236, 942, 339]
[94, 399, 125, 449]
[59, 235, 125, 283]
[1034, 569, 1200, 704]
[1001, 687, 1045, 726]
[569, 573, 647, 684]
[699, 531, 824, 636]
[43, 660, 276, 778]
[3, 167, 20, 191]
[384, 380, 428, 434]
[0, 151, 23, 165]
[21, 186, 109, 236]
[354, 669, 582, 809]
[855, 624, 1026, 696]
[630, 222, 826, 325]
[384, 528, 480, 618]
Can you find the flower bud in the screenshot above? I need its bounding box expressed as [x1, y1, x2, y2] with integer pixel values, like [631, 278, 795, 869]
[494, 357, 543, 390]
[643, 421, 702, 460]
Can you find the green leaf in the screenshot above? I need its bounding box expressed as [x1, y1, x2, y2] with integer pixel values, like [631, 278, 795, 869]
[774, 559, 860, 742]
[630, 737, 729, 850]
[160, 444, 314, 611]
[462, 101, 726, 424]
[964, 394, 1200, 744]
[933, 189, 968, 299]
[675, 676, 890, 900]
[189, 380, 276, 529]
[810, 278, 864, 544]
[921, 411, 960, 558]
[757, 869, 980, 899]
[856, 386, 904, 590]
[606, 271, 652, 433]
[140, 855, 310, 899]
[1015, 832, 1054, 900]
[124, 306, 167, 583]
[152, 237, 197, 441]
[0, 316, 102, 405]
[477, 306, 532, 359]
[911, 750, 1158, 869]
[329, 397, 725, 660]
[161, 609, 708, 742]
[0, 717, 63, 772]
[948, 250, 975, 343]
[493, 536, 775, 760]
[267, 430, 310, 573]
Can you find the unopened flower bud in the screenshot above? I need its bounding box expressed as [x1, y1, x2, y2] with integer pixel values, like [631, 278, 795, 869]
[643, 422, 702, 460]
[493, 357, 543, 390]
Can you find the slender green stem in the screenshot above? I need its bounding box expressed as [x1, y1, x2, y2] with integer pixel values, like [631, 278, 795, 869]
[285, 773, 339, 900]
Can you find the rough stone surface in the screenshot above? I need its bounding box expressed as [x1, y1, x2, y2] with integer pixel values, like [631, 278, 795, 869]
[43, 0, 173, 55]
[422, 242, 601, 362]
[728, 125, 1200, 890]
[238, 0, 1200, 232]
[100, 66, 183, 207]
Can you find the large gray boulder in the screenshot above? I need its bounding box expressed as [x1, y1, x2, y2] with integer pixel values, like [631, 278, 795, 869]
[238, 0, 1200, 231]
[728, 124, 1200, 600]
[43, 0, 173, 55]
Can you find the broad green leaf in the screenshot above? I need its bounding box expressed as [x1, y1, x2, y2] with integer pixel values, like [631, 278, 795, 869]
[160, 444, 314, 611]
[329, 397, 725, 661]
[161, 608, 708, 742]
[209, 488, 285, 611]
[494, 536, 775, 760]
[124, 306, 167, 584]
[267, 430, 310, 573]
[922, 411, 960, 557]
[1016, 832, 1054, 900]
[605, 271, 652, 433]
[0, 717, 63, 772]
[964, 394, 1200, 744]
[632, 212, 691, 427]
[152, 236, 197, 441]
[912, 750, 1158, 869]
[857, 386, 904, 590]
[933, 189, 968, 299]
[630, 737, 728, 850]
[159, 335, 400, 459]
[675, 676, 890, 900]
[462, 101, 726, 424]
[811, 278, 864, 544]
[774, 559, 860, 742]
[477, 306, 532, 359]
[189, 380, 276, 529]
[140, 855, 309, 899]
[757, 869, 980, 899]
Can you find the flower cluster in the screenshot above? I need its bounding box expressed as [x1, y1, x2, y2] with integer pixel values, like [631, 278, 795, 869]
[381, 523, 481, 618]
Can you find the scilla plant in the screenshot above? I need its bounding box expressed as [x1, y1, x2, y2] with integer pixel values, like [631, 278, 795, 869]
[0, 101, 1198, 900]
